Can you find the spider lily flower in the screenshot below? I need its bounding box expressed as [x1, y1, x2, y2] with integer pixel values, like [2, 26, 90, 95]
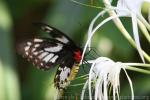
[81, 0, 150, 63]
[81, 57, 134, 100]
[115, 0, 150, 63]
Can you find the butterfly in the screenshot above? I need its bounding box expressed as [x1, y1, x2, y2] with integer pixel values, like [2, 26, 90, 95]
[17, 23, 82, 92]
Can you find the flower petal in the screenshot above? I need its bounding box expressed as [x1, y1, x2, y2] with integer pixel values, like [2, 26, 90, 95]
[131, 13, 145, 62]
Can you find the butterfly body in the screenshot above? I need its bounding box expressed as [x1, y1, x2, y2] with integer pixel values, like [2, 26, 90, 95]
[17, 23, 82, 91]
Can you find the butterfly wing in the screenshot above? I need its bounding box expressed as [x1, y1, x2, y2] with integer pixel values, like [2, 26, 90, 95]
[18, 38, 70, 70]
[33, 22, 76, 46]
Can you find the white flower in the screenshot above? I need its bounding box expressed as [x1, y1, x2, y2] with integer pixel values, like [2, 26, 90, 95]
[115, 0, 150, 63]
[81, 57, 134, 100]
[116, 0, 150, 15]
[80, 0, 150, 64]
[80, 0, 150, 99]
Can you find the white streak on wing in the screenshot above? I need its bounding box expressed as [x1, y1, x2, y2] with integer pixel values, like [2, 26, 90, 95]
[45, 43, 63, 52]
[56, 36, 69, 43]
[34, 38, 43, 42]
[38, 52, 48, 59]
[43, 53, 54, 63]
[34, 44, 40, 47]
[40, 63, 43, 66]
[29, 55, 32, 58]
[27, 42, 32, 46]
[24, 46, 30, 51]
[33, 52, 38, 55]
[31, 48, 36, 52]
[50, 55, 59, 63]
[43, 26, 53, 33]
[35, 59, 38, 62]
[33, 50, 43, 55]
[25, 52, 29, 55]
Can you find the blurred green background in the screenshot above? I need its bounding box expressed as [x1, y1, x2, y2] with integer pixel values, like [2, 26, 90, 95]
[0, 0, 150, 100]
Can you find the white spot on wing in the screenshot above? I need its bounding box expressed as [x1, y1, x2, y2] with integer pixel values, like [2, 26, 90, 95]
[40, 63, 43, 66]
[60, 67, 70, 80]
[44, 43, 63, 52]
[24, 46, 30, 51]
[43, 26, 53, 33]
[31, 48, 36, 52]
[29, 55, 33, 58]
[34, 39, 43, 42]
[38, 52, 48, 59]
[33, 52, 38, 55]
[50, 55, 59, 63]
[59, 66, 70, 88]
[56, 36, 69, 43]
[35, 59, 38, 62]
[34, 44, 40, 48]
[33, 50, 44, 56]
[43, 53, 54, 63]
[25, 52, 29, 55]
[27, 42, 32, 46]
[33, 50, 43, 55]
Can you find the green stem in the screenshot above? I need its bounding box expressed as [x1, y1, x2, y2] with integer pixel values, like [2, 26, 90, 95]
[70, 0, 103, 9]
[138, 20, 150, 44]
[124, 63, 150, 68]
[126, 66, 150, 74]
[70, 83, 85, 87]
[75, 74, 88, 80]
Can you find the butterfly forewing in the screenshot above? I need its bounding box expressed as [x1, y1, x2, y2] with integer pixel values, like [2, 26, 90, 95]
[33, 23, 76, 45]
[18, 38, 66, 70]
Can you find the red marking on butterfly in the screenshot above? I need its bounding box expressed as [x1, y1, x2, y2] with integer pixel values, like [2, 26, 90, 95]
[74, 50, 82, 62]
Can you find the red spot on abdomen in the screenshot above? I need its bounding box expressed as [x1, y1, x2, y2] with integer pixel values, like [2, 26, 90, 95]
[74, 50, 82, 62]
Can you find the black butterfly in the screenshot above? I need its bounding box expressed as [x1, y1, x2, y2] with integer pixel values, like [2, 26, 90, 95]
[17, 23, 82, 91]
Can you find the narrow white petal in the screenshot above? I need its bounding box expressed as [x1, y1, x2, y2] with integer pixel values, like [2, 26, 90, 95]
[82, 57, 133, 100]
[123, 68, 134, 100]
[80, 14, 124, 65]
[131, 13, 145, 63]
[88, 10, 107, 50]
[95, 78, 101, 100]
[81, 80, 88, 100]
